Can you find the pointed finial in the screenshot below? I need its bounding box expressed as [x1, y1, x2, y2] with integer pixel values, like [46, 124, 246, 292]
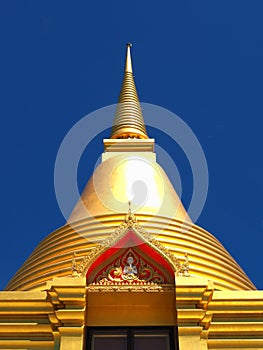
[125, 42, 133, 73]
[124, 200, 137, 227]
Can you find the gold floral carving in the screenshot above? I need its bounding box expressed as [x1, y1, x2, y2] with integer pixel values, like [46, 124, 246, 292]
[178, 253, 190, 277]
[87, 282, 175, 293]
[95, 248, 166, 284]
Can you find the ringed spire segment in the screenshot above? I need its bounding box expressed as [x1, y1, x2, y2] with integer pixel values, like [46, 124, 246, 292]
[110, 43, 148, 139]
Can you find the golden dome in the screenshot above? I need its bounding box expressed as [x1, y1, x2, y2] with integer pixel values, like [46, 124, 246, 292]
[6, 139, 256, 293]
[5, 45, 256, 292]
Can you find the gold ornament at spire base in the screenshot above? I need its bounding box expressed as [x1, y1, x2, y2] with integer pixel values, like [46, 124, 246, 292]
[110, 43, 148, 139]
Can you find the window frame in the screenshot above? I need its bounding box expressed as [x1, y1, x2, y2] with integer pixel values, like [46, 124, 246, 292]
[86, 326, 177, 350]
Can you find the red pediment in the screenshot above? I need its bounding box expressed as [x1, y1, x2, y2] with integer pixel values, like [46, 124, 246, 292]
[86, 228, 175, 285]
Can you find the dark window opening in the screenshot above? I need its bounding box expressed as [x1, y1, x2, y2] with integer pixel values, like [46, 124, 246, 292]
[86, 326, 178, 350]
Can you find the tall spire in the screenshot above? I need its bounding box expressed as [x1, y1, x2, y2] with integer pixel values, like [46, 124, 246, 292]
[110, 43, 148, 139]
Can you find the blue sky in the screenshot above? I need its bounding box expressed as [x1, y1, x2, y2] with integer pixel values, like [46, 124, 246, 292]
[1, 1, 263, 290]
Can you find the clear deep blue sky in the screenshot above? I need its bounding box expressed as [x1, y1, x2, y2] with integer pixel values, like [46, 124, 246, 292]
[1, 1, 263, 290]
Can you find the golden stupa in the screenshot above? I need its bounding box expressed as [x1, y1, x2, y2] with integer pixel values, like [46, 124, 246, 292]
[2, 44, 262, 350]
[6, 43, 255, 292]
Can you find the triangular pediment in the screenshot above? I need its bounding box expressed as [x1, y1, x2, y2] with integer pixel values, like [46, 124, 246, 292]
[86, 228, 175, 284]
[72, 212, 184, 286]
